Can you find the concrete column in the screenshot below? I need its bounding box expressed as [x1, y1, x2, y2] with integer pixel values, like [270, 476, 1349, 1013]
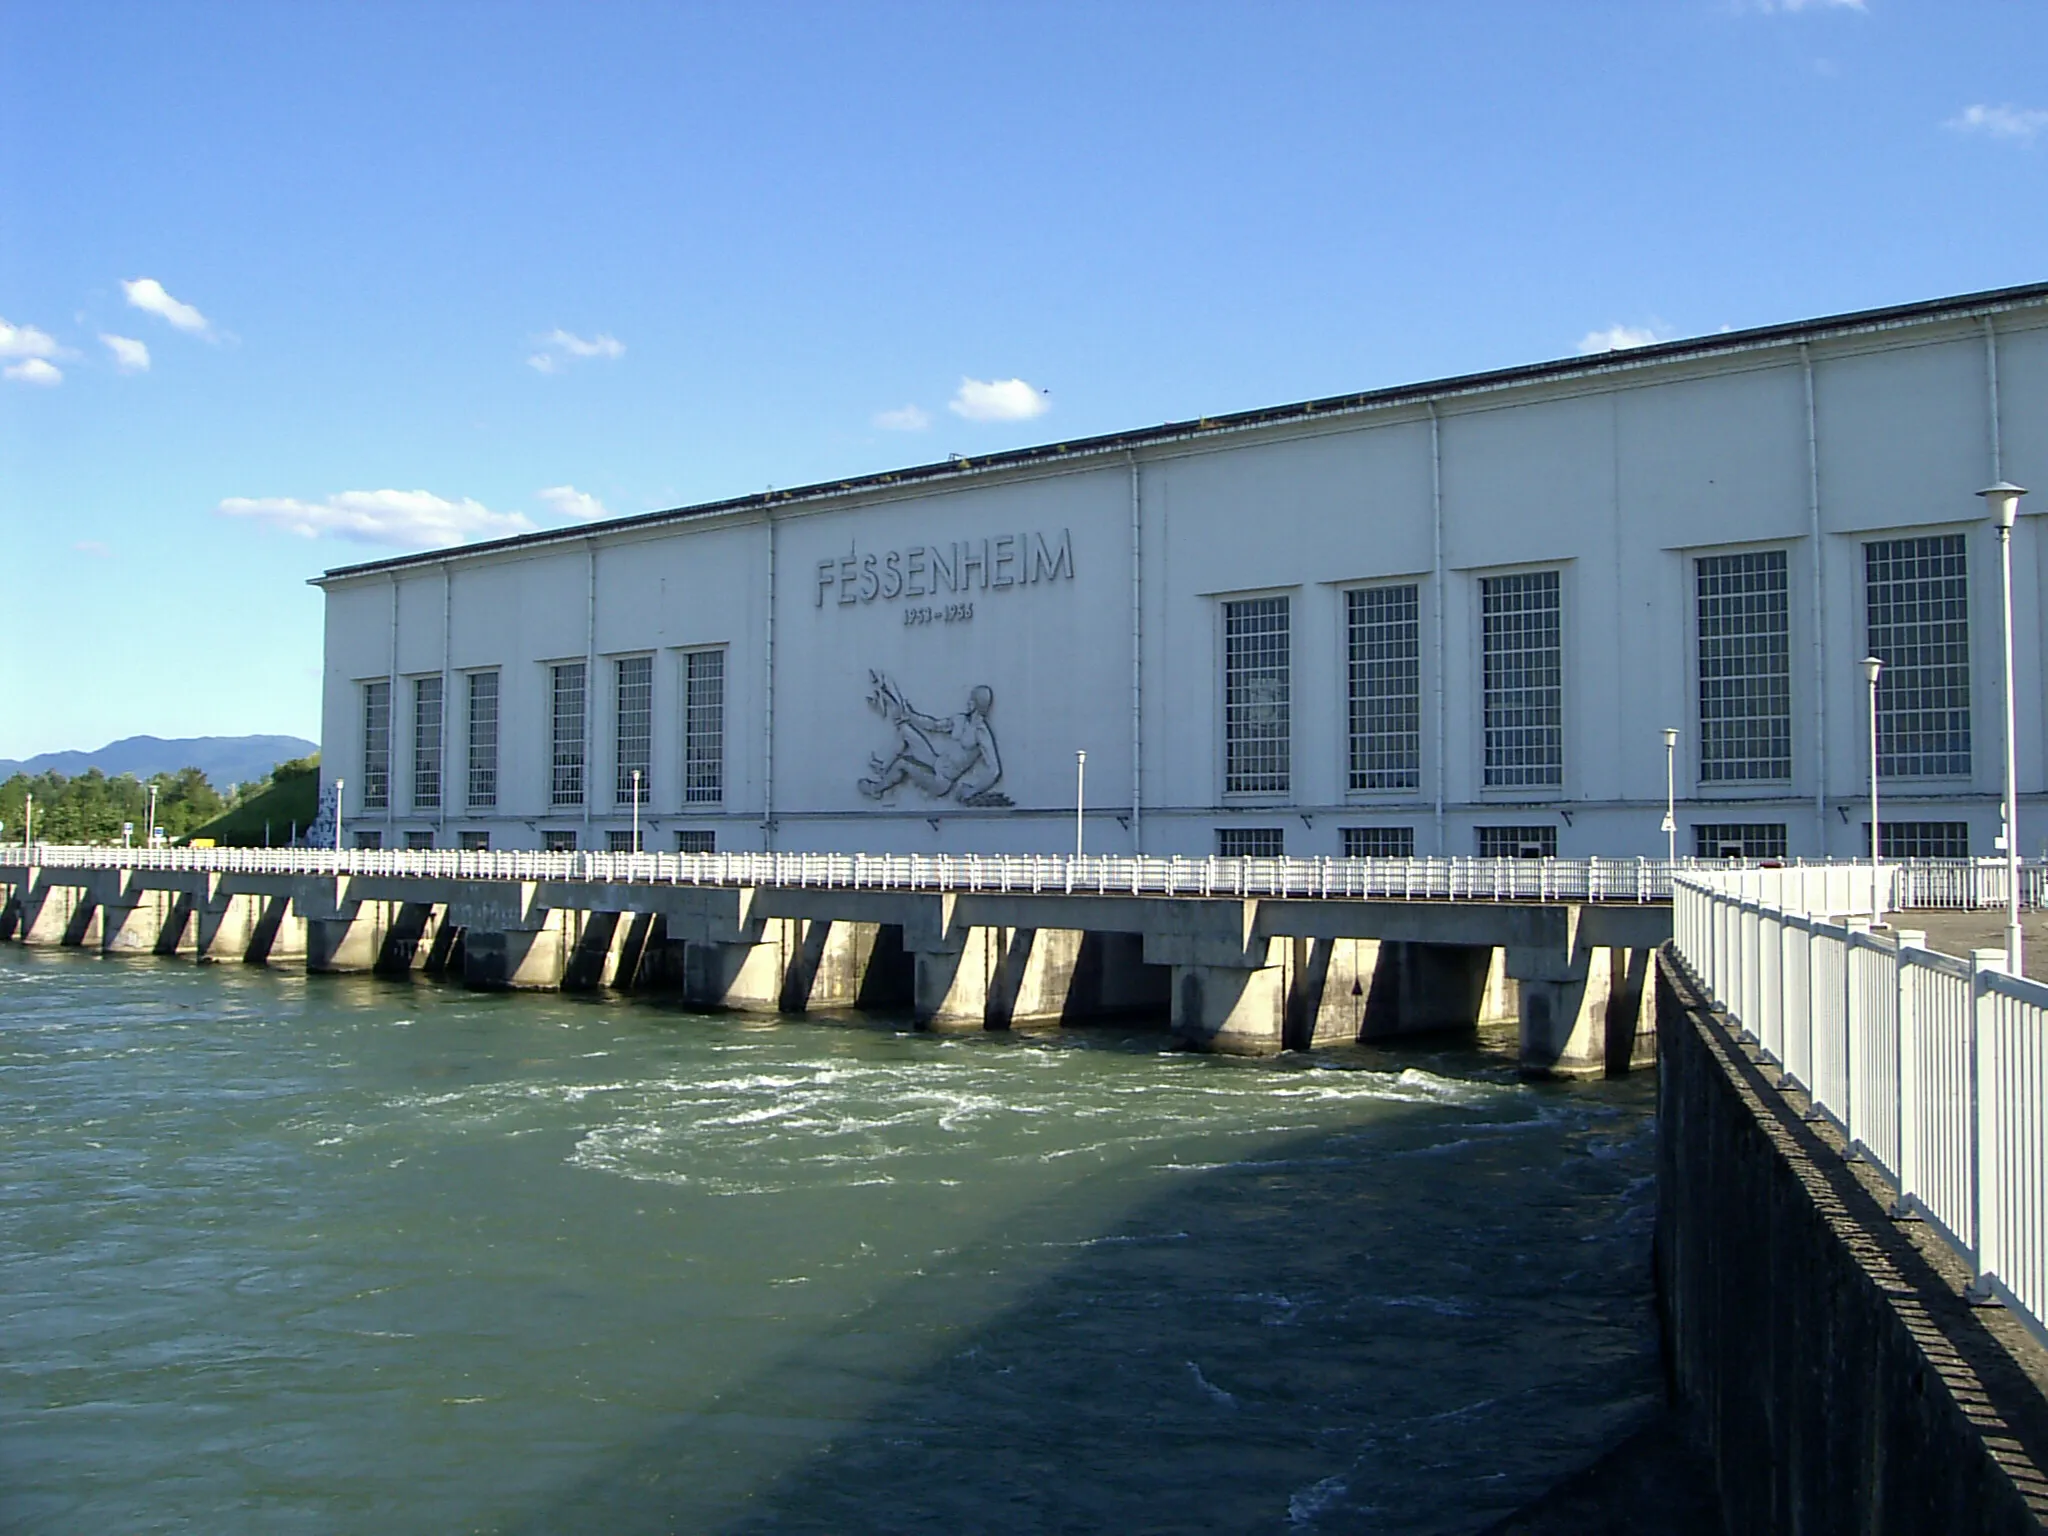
[1170, 952, 1286, 1053]
[461, 909, 571, 989]
[1508, 937, 1615, 1078]
[16, 877, 104, 947]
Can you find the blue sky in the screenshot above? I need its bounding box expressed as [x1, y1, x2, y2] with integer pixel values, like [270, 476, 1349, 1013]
[3, 0, 2045, 761]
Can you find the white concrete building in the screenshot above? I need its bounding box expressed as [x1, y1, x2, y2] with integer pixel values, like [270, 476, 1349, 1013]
[316, 282, 2048, 861]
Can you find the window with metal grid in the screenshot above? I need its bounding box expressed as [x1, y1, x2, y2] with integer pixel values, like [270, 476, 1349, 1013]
[361, 680, 390, 810]
[412, 676, 443, 810]
[685, 649, 725, 804]
[1342, 826, 1415, 858]
[1480, 571, 1563, 788]
[1865, 535, 1971, 778]
[551, 662, 586, 807]
[1347, 584, 1420, 791]
[615, 656, 652, 805]
[1696, 551, 1791, 782]
[405, 829, 435, 851]
[1217, 827, 1285, 858]
[606, 828, 638, 853]
[1476, 825, 1556, 859]
[458, 830, 490, 852]
[676, 829, 716, 854]
[353, 829, 383, 850]
[542, 829, 578, 852]
[466, 671, 499, 809]
[1692, 823, 1787, 860]
[1223, 596, 1290, 794]
[1863, 821, 1970, 858]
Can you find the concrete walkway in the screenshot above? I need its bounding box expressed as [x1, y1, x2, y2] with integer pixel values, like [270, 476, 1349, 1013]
[1904, 910, 2048, 982]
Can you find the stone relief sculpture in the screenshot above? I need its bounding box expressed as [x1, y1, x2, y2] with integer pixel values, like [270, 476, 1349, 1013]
[857, 671, 1013, 807]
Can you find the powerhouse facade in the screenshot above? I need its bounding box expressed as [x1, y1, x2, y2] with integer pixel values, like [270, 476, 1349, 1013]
[315, 283, 2048, 861]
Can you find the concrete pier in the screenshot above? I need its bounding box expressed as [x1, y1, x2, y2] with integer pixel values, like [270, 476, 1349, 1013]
[0, 856, 1671, 1072]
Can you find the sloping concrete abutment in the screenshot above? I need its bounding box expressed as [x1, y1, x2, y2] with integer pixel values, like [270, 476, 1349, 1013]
[0, 859, 1668, 1072]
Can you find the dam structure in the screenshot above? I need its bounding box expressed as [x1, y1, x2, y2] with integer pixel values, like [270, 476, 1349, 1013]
[0, 846, 1672, 1071]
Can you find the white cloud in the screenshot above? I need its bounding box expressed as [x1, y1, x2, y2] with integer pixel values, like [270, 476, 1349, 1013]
[1577, 323, 1672, 355]
[0, 319, 62, 360]
[101, 334, 150, 373]
[216, 489, 534, 547]
[1947, 104, 2048, 143]
[537, 484, 610, 521]
[4, 358, 62, 385]
[873, 403, 932, 431]
[948, 377, 1050, 423]
[527, 328, 625, 372]
[122, 278, 212, 336]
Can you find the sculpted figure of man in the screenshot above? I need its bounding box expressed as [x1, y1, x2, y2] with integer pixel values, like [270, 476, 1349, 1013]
[858, 673, 1010, 806]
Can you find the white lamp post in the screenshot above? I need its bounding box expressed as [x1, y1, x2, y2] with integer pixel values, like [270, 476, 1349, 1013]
[1662, 727, 1679, 864]
[1863, 656, 1884, 925]
[631, 768, 642, 856]
[334, 777, 346, 853]
[1075, 750, 1087, 860]
[144, 783, 158, 846]
[1979, 480, 2027, 975]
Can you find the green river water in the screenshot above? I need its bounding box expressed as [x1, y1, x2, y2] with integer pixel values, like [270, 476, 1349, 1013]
[0, 948, 1660, 1534]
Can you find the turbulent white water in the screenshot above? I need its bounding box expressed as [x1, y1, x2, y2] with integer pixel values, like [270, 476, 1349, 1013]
[0, 949, 1660, 1534]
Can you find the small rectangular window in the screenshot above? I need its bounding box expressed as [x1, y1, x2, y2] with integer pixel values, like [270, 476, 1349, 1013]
[1217, 827, 1285, 858]
[676, 829, 716, 854]
[606, 828, 639, 853]
[361, 680, 391, 810]
[1865, 535, 1970, 778]
[1224, 596, 1290, 794]
[1477, 825, 1556, 859]
[551, 662, 587, 807]
[404, 829, 435, 851]
[458, 830, 491, 852]
[1480, 571, 1563, 788]
[1863, 821, 1970, 858]
[412, 676, 443, 810]
[1347, 585, 1421, 791]
[685, 649, 725, 804]
[1696, 551, 1791, 782]
[615, 655, 652, 806]
[542, 829, 578, 852]
[1692, 823, 1787, 860]
[1342, 826, 1415, 858]
[466, 671, 499, 810]
[353, 829, 383, 850]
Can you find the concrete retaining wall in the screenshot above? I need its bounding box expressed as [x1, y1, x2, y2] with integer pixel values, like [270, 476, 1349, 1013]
[1655, 950, 2048, 1535]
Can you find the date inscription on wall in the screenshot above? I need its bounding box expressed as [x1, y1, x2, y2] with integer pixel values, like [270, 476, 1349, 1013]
[815, 529, 1073, 612]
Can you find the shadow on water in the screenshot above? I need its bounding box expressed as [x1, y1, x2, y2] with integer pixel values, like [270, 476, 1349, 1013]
[500, 1047, 1661, 1536]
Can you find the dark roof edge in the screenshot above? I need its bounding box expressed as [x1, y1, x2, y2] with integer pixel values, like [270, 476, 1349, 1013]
[315, 278, 2048, 585]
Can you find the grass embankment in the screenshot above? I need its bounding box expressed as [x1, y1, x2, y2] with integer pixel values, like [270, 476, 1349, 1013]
[186, 759, 320, 847]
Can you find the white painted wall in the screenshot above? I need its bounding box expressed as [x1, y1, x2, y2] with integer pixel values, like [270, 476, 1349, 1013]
[317, 301, 2048, 860]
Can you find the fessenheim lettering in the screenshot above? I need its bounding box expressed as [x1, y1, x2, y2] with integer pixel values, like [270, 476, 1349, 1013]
[814, 529, 1074, 607]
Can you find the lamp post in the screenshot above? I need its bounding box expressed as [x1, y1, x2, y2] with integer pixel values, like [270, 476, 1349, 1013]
[334, 777, 346, 853]
[23, 792, 32, 850]
[1662, 727, 1679, 864]
[145, 783, 158, 846]
[1075, 750, 1087, 860]
[631, 768, 642, 856]
[1979, 480, 2027, 975]
[1863, 656, 1884, 925]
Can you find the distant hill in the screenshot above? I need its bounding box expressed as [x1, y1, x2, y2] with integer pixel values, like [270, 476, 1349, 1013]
[0, 735, 319, 789]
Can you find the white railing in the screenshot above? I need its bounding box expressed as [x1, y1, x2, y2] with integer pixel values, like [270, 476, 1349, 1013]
[1674, 871, 2048, 1349]
[0, 846, 1684, 901]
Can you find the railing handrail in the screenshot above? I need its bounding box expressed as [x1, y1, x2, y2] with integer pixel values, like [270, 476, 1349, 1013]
[1672, 870, 2048, 1352]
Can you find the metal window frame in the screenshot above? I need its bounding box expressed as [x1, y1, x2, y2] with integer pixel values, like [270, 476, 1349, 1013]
[1863, 533, 1972, 781]
[683, 646, 726, 806]
[1694, 548, 1792, 784]
[1221, 593, 1292, 797]
[465, 669, 499, 810]
[1345, 582, 1422, 794]
[1478, 569, 1564, 790]
[1341, 825, 1416, 858]
[550, 661, 587, 808]
[411, 674, 444, 811]
[1475, 824, 1557, 859]
[1216, 826, 1286, 858]
[1691, 822, 1789, 860]
[361, 679, 391, 811]
[614, 654, 653, 806]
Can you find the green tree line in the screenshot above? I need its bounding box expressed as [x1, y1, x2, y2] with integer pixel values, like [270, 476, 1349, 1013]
[0, 756, 318, 846]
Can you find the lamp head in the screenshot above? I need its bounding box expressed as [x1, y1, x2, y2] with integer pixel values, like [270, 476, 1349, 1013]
[1978, 481, 2026, 532]
[1861, 656, 1883, 685]
[1662, 727, 1679, 749]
